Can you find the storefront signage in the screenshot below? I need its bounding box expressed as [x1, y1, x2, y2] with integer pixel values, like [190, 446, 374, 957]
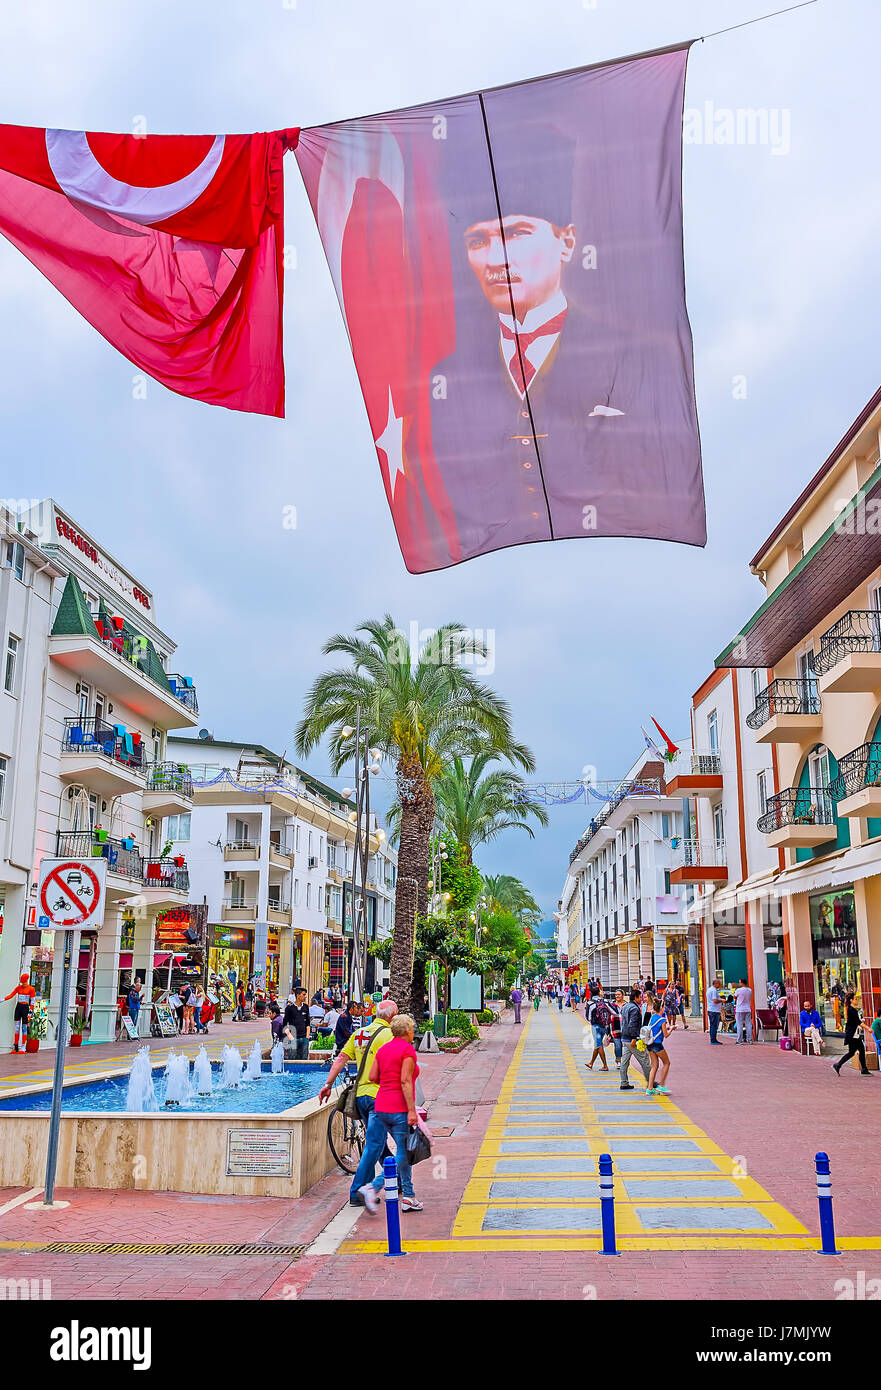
[155, 904, 206, 951]
[809, 887, 858, 961]
[154, 1004, 178, 1036]
[211, 927, 252, 948]
[226, 1129, 292, 1179]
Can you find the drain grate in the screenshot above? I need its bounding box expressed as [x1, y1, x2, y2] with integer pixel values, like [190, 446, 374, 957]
[38, 1240, 307, 1258]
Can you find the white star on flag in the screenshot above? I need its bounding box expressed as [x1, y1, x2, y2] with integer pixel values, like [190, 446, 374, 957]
[375, 386, 407, 495]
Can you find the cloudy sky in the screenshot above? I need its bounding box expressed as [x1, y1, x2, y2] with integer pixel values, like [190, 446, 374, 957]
[1, 0, 877, 914]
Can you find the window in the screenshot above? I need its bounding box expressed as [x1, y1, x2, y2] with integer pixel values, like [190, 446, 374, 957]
[751, 668, 764, 706]
[296, 825, 301, 852]
[757, 771, 768, 818]
[306, 883, 312, 909]
[319, 836, 324, 860]
[0, 756, 6, 814]
[294, 879, 300, 906]
[798, 648, 819, 709]
[707, 709, 719, 755]
[94, 691, 106, 725]
[713, 802, 724, 845]
[166, 813, 191, 841]
[230, 879, 245, 907]
[5, 541, 24, 581]
[664, 869, 671, 895]
[78, 683, 91, 720]
[4, 635, 19, 694]
[318, 886, 323, 912]
[308, 831, 313, 857]
[661, 813, 670, 839]
[234, 817, 249, 845]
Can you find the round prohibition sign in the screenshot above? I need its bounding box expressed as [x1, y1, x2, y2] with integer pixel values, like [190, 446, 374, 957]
[40, 861, 102, 927]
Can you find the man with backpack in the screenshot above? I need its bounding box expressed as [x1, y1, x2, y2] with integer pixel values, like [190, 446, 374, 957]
[585, 988, 612, 1072]
[619, 987, 652, 1091]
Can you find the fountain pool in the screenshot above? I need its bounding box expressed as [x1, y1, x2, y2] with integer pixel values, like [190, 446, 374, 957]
[0, 1061, 342, 1116]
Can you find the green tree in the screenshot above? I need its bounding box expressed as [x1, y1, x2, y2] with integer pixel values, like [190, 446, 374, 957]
[295, 615, 522, 1014]
[432, 752, 548, 864]
[481, 874, 542, 922]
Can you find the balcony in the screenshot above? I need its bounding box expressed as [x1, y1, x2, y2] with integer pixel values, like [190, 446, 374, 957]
[669, 837, 728, 885]
[224, 840, 259, 862]
[142, 762, 194, 820]
[267, 900, 292, 926]
[268, 838, 295, 869]
[327, 866, 342, 884]
[666, 753, 723, 797]
[757, 787, 836, 848]
[746, 678, 822, 744]
[140, 858, 189, 906]
[59, 718, 148, 797]
[816, 611, 881, 694]
[222, 899, 258, 922]
[166, 674, 199, 716]
[55, 830, 143, 902]
[832, 743, 881, 819]
[49, 630, 199, 730]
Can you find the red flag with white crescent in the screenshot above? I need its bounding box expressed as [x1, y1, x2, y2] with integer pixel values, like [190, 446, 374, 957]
[0, 125, 299, 415]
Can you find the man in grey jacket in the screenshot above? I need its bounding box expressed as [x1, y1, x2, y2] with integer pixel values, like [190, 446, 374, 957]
[619, 988, 651, 1091]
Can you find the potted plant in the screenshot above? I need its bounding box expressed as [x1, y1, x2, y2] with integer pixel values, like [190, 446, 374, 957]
[27, 1001, 48, 1053]
[95, 825, 108, 843]
[173, 854, 186, 868]
[68, 1010, 84, 1046]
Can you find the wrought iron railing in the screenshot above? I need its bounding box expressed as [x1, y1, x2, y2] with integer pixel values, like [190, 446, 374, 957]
[56, 830, 143, 879]
[145, 761, 193, 798]
[757, 787, 835, 834]
[815, 610, 881, 675]
[746, 678, 821, 730]
[831, 743, 881, 801]
[142, 858, 189, 892]
[61, 717, 149, 775]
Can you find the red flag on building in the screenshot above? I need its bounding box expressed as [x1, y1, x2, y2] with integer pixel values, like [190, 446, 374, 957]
[0, 126, 298, 416]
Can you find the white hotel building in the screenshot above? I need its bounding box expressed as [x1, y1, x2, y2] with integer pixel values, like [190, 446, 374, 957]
[0, 499, 200, 1046]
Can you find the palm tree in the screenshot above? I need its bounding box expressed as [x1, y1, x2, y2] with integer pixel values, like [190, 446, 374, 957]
[295, 616, 524, 1013]
[481, 873, 542, 921]
[433, 752, 548, 863]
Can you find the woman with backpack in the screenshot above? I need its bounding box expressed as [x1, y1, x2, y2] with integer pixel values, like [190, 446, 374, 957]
[585, 989, 612, 1071]
[643, 994, 673, 1095]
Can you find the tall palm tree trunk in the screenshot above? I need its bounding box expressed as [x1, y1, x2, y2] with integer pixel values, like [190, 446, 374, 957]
[390, 756, 434, 1016]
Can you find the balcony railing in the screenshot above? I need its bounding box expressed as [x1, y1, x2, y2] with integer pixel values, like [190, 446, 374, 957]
[268, 838, 294, 857]
[267, 900, 291, 913]
[166, 674, 199, 715]
[746, 678, 821, 730]
[815, 611, 881, 675]
[691, 753, 722, 775]
[223, 898, 257, 914]
[831, 743, 881, 800]
[569, 776, 663, 862]
[61, 718, 149, 776]
[56, 830, 143, 879]
[757, 787, 835, 835]
[672, 836, 726, 867]
[142, 858, 189, 892]
[145, 761, 193, 799]
[225, 840, 258, 851]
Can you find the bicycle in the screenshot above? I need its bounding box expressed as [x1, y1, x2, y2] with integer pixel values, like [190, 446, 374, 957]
[325, 1067, 364, 1174]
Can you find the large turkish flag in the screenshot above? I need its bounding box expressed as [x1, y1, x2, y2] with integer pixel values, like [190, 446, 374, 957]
[0, 126, 298, 416]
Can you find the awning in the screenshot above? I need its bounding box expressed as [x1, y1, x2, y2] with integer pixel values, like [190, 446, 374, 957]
[774, 842, 881, 897]
[716, 461, 881, 669]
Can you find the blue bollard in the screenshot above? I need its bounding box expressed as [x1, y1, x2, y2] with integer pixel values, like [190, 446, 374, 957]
[815, 1151, 839, 1255]
[598, 1152, 618, 1255]
[383, 1155, 405, 1257]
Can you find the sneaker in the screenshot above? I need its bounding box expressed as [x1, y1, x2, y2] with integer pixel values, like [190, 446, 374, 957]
[358, 1184, 381, 1214]
[401, 1197, 423, 1212]
[619, 1084, 635, 1091]
[654, 1085, 670, 1094]
[644, 1087, 656, 1096]
[710, 1041, 723, 1046]
[830, 1064, 840, 1077]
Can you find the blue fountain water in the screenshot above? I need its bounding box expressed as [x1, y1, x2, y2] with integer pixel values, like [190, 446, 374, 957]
[0, 1061, 346, 1115]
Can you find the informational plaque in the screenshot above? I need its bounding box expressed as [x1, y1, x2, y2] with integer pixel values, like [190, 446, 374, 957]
[226, 1128, 292, 1178]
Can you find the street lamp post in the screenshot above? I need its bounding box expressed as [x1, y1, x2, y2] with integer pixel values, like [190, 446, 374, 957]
[341, 709, 383, 1001]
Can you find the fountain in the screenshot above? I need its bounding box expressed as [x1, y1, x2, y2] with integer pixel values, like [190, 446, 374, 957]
[163, 1052, 192, 1107]
[218, 1044, 244, 1089]
[126, 1046, 159, 1113]
[244, 1039, 263, 1081]
[270, 1040, 284, 1074]
[193, 1047, 213, 1096]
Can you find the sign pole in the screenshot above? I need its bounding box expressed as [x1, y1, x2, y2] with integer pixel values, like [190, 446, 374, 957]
[44, 927, 73, 1206]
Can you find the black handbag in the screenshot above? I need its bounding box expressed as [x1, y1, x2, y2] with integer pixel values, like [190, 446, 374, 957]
[405, 1124, 432, 1166]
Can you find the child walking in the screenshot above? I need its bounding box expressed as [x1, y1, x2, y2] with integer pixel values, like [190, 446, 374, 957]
[645, 994, 672, 1096]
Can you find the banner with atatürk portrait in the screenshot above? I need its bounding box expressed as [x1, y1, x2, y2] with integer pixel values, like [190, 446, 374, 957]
[295, 43, 705, 573]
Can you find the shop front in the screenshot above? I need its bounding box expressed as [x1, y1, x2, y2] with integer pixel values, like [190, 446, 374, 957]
[207, 925, 253, 1007]
[809, 886, 860, 1034]
[324, 933, 346, 990]
[266, 930, 280, 993]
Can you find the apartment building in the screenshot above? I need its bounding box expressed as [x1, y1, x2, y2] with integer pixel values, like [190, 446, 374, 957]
[0, 499, 200, 1046]
[667, 670, 779, 1018]
[718, 385, 881, 1046]
[168, 736, 395, 1001]
[562, 753, 699, 1006]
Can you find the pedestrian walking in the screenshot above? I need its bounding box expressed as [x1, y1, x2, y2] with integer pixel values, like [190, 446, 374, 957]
[734, 978, 754, 1044]
[644, 994, 672, 1095]
[831, 993, 872, 1077]
[319, 1000, 397, 1202]
[348, 1012, 423, 1213]
[510, 985, 523, 1024]
[663, 980, 679, 1030]
[676, 979, 689, 1029]
[126, 978, 143, 1036]
[618, 988, 651, 1091]
[532, 990, 540, 1012]
[707, 976, 724, 1045]
[283, 988, 311, 1060]
[585, 989, 611, 1072]
[556, 983, 564, 1011]
[608, 990, 624, 1065]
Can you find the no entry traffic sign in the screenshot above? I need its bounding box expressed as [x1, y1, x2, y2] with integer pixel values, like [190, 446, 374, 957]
[37, 857, 107, 930]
